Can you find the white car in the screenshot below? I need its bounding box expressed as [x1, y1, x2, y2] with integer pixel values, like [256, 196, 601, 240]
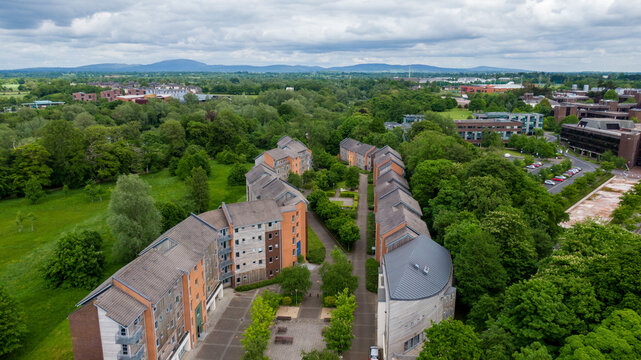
[369, 346, 379, 360]
[557, 175, 567, 179]
[526, 165, 536, 169]
[544, 180, 555, 185]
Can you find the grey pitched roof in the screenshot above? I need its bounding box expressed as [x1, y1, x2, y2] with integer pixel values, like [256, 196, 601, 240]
[384, 227, 420, 248]
[340, 138, 376, 156]
[383, 234, 452, 300]
[376, 154, 406, 169]
[277, 135, 295, 147]
[376, 181, 412, 203]
[94, 287, 146, 326]
[374, 145, 402, 163]
[114, 250, 184, 304]
[378, 188, 422, 217]
[376, 206, 429, 236]
[145, 215, 218, 254]
[265, 147, 290, 160]
[340, 138, 359, 150]
[225, 199, 283, 227]
[249, 175, 307, 208]
[246, 164, 277, 184]
[277, 135, 309, 156]
[376, 171, 409, 189]
[198, 208, 229, 230]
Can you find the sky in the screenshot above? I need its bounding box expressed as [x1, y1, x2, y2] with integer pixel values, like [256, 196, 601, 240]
[0, 0, 639, 72]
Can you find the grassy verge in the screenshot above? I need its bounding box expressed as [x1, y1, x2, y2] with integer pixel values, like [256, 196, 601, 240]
[0, 160, 248, 360]
[366, 258, 379, 293]
[367, 184, 374, 210]
[306, 225, 326, 264]
[558, 172, 614, 210]
[235, 276, 281, 292]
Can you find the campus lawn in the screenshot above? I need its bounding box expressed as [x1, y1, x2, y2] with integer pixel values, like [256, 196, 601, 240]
[306, 225, 326, 264]
[444, 107, 473, 119]
[0, 160, 248, 360]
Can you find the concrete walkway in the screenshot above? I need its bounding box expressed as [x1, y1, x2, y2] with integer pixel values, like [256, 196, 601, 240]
[343, 173, 377, 360]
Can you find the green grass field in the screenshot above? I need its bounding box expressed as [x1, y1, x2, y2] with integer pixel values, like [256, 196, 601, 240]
[0, 160, 248, 360]
[306, 225, 326, 264]
[444, 108, 473, 119]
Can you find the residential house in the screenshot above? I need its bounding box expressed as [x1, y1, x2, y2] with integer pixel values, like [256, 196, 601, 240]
[339, 138, 377, 171]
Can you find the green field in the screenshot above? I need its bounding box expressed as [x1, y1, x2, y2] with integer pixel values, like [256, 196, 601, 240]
[0, 160, 248, 360]
[444, 107, 473, 119]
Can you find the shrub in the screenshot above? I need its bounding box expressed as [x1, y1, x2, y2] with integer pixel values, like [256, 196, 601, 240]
[366, 258, 379, 293]
[308, 247, 325, 264]
[235, 275, 280, 292]
[42, 229, 105, 289]
[282, 296, 292, 306]
[323, 295, 337, 307]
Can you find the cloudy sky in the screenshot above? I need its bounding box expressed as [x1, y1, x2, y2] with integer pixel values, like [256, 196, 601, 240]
[0, 0, 639, 72]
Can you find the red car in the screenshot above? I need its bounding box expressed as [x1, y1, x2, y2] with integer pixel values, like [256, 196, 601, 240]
[553, 177, 565, 182]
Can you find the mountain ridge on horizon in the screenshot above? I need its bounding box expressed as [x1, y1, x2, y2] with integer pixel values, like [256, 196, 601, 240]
[1, 58, 530, 73]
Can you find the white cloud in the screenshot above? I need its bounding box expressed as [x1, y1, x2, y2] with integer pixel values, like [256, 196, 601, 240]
[0, 0, 639, 71]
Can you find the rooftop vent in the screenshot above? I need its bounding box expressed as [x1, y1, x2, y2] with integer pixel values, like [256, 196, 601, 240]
[413, 263, 420, 270]
[423, 266, 430, 276]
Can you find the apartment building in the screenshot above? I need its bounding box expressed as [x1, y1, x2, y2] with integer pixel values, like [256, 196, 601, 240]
[454, 119, 523, 144]
[339, 138, 377, 171]
[100, 89, 122, 102]
[369, 144, 455, 360]
[73, 92, 97, 102]
[254, 136, 312, 179]
[473, 112, 543, 135]
[554, 98, 641, 123]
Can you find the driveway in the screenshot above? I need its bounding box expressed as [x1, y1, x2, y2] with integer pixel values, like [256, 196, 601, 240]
[342, 173, 377, 360]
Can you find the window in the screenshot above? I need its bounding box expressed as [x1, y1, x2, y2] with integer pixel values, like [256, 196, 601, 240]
[243, 275, 247, 279]
[276, 256, 279, 260]
[269, 257, 273, 263]
[258, 248, 263, 253]
[404, 333, 422, 352]
[269, 233, 273, 239]
[275, 244, 278, 248]
[253, 260, 256, 264]
[259, 259, 263, 264]
[269, 245, 273, 251]
[258, 235, 262, 240]
[236, 252, 240, 257]
[120, 326, 127, 336]
[292, 249, 296, 255]
[270, 269, 273, 275]
[156, 339, 159, 347]
[243, 263, 246, 266]
[195, 279, 198, 286]
[176, 296, 180, 303]
[235, 228, 239, 233]
[276, 269, 279, 273]
[268, 222, 272, 226]
[170, 320, 174, 328]
[236, 265, 240, 270]
[292, 226, 295, 233]
[258, 224, 262, 229]
[237, 277, 241, 283]
[235, 240, 239, 245]
[292, 215, 295, 222]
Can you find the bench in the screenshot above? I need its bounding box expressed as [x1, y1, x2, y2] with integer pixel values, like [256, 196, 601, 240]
[277, 327, 287, 334]
[274, 336, 294, 344]
[276, 316, 292, 321]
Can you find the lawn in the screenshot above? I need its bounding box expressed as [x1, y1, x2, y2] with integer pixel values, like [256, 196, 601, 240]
[0, 160, 248, 360]
[306, 225, 326, 264]
[444, 107, 473, 119]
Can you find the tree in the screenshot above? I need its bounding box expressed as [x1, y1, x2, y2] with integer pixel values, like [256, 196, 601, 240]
[159, 119, 186, 157]
[324, 289, 357, 354]
[228, 163, 248, 186]
[338, 222, 359, 250]
[84, 181, 105, 202]
[41, 120, 87, 187]
[603, 89, 619, 101]
[480, 129, 504, 148]
[287, 172, 302, 188]
[463, 176, 512, 218]
[344, 166, 360, 189]
[320, 247, 358, 298]
[25, 212, 36, 232]
[512, 342, 553, 360]
[187, 166, 210, 213]
[157, 201, 188, 232]
[418, 319, 482, 360]
[15, 210, 25, 233]
[241, 293, 277, 360]
[108, 174, 161, 261]
[301, 349, 340, 360]
[41, 229, 104, 289]
[176, 145, 211, 180]
[0, 285, 27, 356]
[11, 143, 52, 191]
[279, 265, 312, 303]
[469, 98, 487, 112]
[558, 309, 641, 360]
[411, 159, 459, 208]
[454, 231, 508, 307]
[25, 177, 45, 204]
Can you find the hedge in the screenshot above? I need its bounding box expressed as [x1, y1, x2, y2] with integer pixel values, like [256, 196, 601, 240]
[235, 275, 281, 292]
[366, 212, 376, 255]
[366, 258, 379, 293]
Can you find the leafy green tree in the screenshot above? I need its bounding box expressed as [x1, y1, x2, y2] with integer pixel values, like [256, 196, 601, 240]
[301, 349, 340, 360]
[228, 163, 248, 186]
[0, 285, 27, 356]
[84, 181, 105, 202]
[469, 98, 486, 111]
[11, 143, 53, 191]
[402, 130, 476, 174]
[41, 120, 88, 187]
[603, 89, 619, 101]
[241, 293, 277, 360]
[480, 129, 504, 148]
[279, 265, 312, 303]
[513, 342, 553, 360]
[157, 201, 188, 232]
[324, 289, 356, 354]
[320, 247, 358, 298]
[25, 212, 36, 232]
[25, 177, 45, 204]
[344, 166, 360, 189]
[454, 231, 508, 307]
[463, 176, 512, 218]
[467, 294, 503, 331]
[108, 174, 161, 261]
[338, 222, 359, 250]
[159, 119, 186, 158]
[188, 166, 210, 213]
[176, 145, 211, 180]
[496, 278, 578, 348]
[558, 309, 641, 360]
[287, 172, 302, 188]
[418, 319, 482, 360]
[15, 210, 24, 233]
[443, 218, 480, 260]
[42, 229, 104, 289]
[411, 159, 459, 208]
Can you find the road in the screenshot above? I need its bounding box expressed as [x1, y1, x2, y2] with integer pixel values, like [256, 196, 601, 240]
[342, 173, 377, 360]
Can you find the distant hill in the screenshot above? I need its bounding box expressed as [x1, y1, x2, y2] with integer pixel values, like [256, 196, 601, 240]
[1, 59, 529, 73]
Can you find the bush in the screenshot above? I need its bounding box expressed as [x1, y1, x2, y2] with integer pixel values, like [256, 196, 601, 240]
[367, 212, 376, 255]
[281, 296, 292, 306]
[323, 295, 337, 307]
[235, 275, 280, 292]
[0, 285, 27, 356]
[25, 177, 45, 204]
[42, 229, 105, 289]
[227, 163, 247, 186]
[366, 258, 379, 293]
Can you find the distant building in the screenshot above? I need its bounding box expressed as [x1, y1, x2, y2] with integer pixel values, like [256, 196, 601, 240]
[454, 119, 523, 144]
[460, 81, 523, 94]
[339, 138, 377, 170]
[253, 136, 312, 179]
[72, 92, 97, 102]
[116, 94, 171, 104]
[22, 100, 65, 109]
[100, 89, 122, 102]
[553, 98, 641, 123]
[473, 112, 543, 135]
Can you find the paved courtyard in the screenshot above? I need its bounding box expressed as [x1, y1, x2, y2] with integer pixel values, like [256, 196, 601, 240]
[265, 320, 327, 359]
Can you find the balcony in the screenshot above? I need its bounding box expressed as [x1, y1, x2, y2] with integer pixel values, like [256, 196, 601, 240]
[221, 272, 233, 280]
[220, 259, 232, 268]
[218, 235, 231, 245]
[220, 247, 232, 256]
[115, 325, 143, 345]
[117, 346, 144, 360]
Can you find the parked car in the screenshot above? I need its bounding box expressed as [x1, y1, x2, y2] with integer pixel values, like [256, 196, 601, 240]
[544, 180, 556, 185]
[526, 165, 536, 169]
[534, 161, 543, 166]
[557, 175, 567, 179]
[553, 177, 565, 182]
[563, 172, 573, 177]
[369, 346, 380, 360]
[532, 163, 541, 168]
